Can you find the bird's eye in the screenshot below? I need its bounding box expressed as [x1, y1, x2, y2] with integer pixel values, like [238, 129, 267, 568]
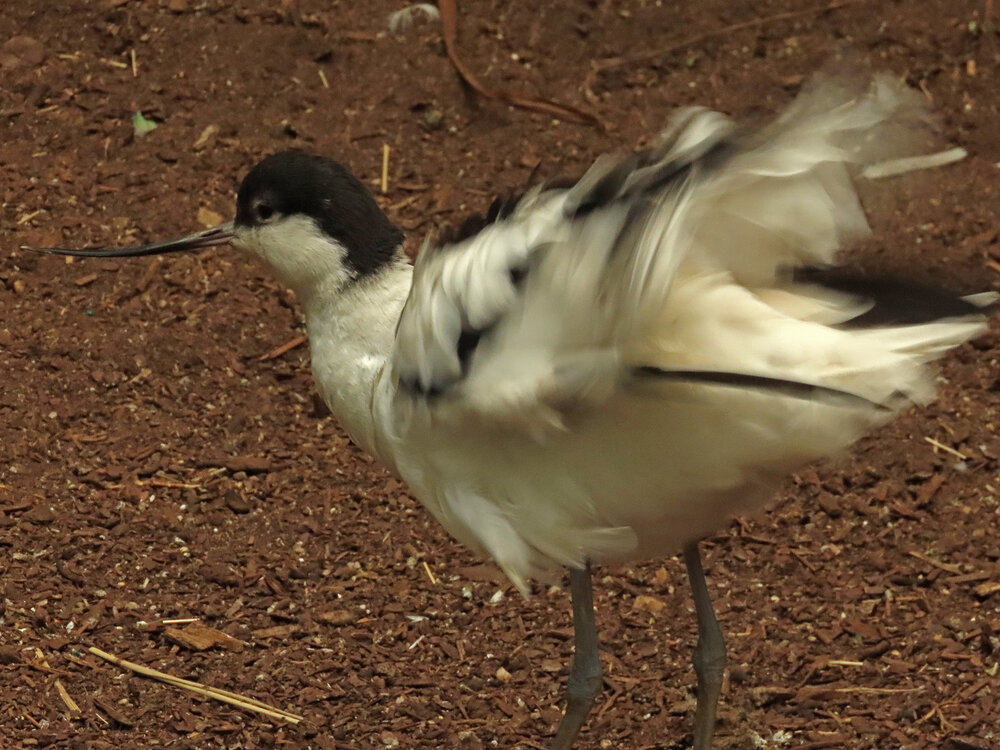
[256, 203, 275, 222]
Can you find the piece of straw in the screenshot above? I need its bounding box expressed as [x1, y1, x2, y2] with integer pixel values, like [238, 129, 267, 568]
[87, 646, 303, 724]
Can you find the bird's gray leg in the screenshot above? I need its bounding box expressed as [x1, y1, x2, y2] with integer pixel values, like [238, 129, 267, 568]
[683, 541, 727, 750]
[548, 564, 602, 750]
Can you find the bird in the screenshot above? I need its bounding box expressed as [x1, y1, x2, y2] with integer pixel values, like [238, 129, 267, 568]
[31, 69, 993, 749]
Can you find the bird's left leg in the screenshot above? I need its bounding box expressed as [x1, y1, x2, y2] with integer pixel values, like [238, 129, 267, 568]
[683, 541, 727, 750]
[548, 564, 603, 750]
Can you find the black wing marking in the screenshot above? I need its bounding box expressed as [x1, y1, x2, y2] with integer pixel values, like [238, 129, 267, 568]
[632, 366, 893, 410]
[564, 109, 738, 220]
[439, 176, 581, 247]
[440, 196, 519, 246]
[400, 112, 739, 399]
[794, 267, 992, 327]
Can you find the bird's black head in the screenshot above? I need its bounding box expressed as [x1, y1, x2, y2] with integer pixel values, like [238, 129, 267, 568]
[26, 150, 404, 296]
[234, 151, 403, 278]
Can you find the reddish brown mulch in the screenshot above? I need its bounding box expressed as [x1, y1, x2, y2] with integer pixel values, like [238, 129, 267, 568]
[2, 1, 999, 748]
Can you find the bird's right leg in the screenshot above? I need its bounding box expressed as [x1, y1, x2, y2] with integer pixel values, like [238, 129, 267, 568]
[683, 541, 727, 750]
[548, 564, 603, 750]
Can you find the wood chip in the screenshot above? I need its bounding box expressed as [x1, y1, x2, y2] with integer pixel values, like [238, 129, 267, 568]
[135, 257, 162, 292]
[164, 622, 245, 652]
[455, 563, 505, 583]
[252, 624, 301, 640]
[197, 206, 224, 228]
[973, 581, 1000, 598]
[193, 124, 220, 150]
[92, 696, 135, 727]
[315, 609, 356, 626]
[915, 473, 946, 506]
[632, 595, 667, 614]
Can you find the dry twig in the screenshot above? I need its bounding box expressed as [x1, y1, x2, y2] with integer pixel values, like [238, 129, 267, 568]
[908, 550, 962, 574]
[87, 647, 303, 724]
[34, 650, 80, 714]
[381, 143, 390, 194]
[258, 335, 308, 362]
[924, 436, 969, 461]
[437, 0, 602, 127]
[422, 560, 438, 585]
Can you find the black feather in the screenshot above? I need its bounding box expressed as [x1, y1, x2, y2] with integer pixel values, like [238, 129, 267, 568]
[441, 195, 520, 246]
[399, 376, 443, 399]
[632, 366, 891, 410]
[439, 175, 580, 246]
[398, 324, 495, 399]
[508, 264, 529, 289]
[456, 327, 486, 371]
[568, 132, 737, 220]
[570, 150, 652, 217]
[795, 267, 988, 327]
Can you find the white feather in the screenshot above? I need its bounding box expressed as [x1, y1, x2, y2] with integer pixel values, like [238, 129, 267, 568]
[387, 3, 439, 33]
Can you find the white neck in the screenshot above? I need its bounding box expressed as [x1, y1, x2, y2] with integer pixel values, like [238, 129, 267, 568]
[299, 253, 413, 466]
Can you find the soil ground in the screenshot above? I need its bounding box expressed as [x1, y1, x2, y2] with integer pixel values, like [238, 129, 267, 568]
[2, 1, 1000, 748]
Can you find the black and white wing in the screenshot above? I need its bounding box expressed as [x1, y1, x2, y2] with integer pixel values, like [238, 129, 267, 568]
[391, 73, 975, 434]
[385, 72, 987, 590]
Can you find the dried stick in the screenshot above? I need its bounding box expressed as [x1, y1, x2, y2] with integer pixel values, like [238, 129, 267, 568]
[258, 335, 308, 362]
[437, 0, 602, 127]
[87, 647, 303, 724]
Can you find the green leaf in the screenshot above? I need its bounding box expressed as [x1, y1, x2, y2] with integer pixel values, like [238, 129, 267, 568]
[132, 111, 158, 137]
